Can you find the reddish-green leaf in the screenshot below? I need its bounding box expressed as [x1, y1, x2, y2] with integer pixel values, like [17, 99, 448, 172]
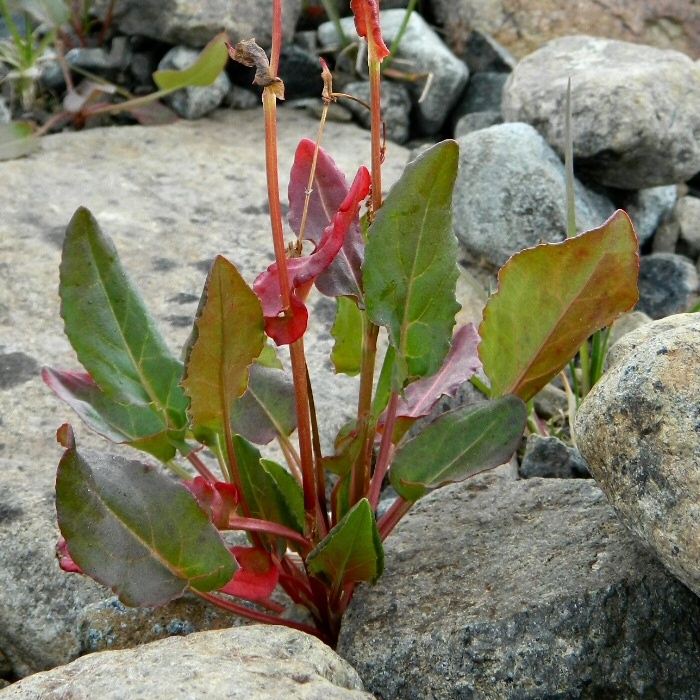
[56, 440, 236, 606]
[42, 368, 176, 461]
[60, 207, 188, 432]
[219, 546, 279, 601]
[479, 210, 639, 402]
[230, 363, 297, 445]
[364, 141, 461, 387]
[254, 166, 371, 345]
[390, 396, 527, 503]
[182, 255, 265, 432]
[184, 478, 239, 529]
[379, 323, 481, 441]
[153, 32, 229, 91]
[350, 0, 390, 61]
[307, 498, 383, 594]
[288, 138, 365, 302]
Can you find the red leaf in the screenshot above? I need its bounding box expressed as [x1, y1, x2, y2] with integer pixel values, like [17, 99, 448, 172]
[254, 166, 371, 345]
[380, 324, 482, 441]
[288, 139, 365, 302]
[183, 477, 239, 529]
[219, 546, 279, 601]
[350, 0, 390, 61]
[56, 537, 83, 574]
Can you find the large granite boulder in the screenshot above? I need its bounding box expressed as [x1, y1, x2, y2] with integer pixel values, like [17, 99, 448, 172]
[0, 626, 373, 699]
[338, 467, 700, 699]
[575, 313, 700, 602]
[502, 36, 700, 189]
[430, 0, 700, 60]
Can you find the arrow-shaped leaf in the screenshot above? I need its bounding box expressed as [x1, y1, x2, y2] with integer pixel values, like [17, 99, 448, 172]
[182, 255, 265, 432]
[288, 138, 365, 302]
[390, 396, 527, 503]
[42, 368, 176, 462]
[479, 210, 639, 402]
[306, 498, 383, 594]
[56, 438, 236, 607]
[153, 32, 229, 91]
[364, 141, 461, 387]
[60, 207, 188, 431]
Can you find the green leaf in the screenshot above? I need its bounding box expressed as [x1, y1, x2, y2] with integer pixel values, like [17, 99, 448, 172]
[256, 342, 284, 369]
[182, 255, 265, 432]
[153, 32, 229, 91]
[364, 140, 461, 387]
[331, 296, 363, 376]
[479, 211, 639, 402]
[42, 368, 176, 462]
[0, 122, 39, 161]
[60, 207, 188, 431]
[307, 499, 383, 594]
[390, 396, 527, 503]
[233, 436, 305, 536]
[230, 363, 297, 445]
[56, 442, 236, 606]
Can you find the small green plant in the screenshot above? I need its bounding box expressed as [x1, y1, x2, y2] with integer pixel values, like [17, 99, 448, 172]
[44, 0, 639, 647]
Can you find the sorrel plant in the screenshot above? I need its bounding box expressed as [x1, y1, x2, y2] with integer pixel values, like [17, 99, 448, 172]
[44, 0, 640, 647]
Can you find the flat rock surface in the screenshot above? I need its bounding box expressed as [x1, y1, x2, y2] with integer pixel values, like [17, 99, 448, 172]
[0, 107, 409, 677]
[0, 625, 373, 699]
[338, 467, 700, 699]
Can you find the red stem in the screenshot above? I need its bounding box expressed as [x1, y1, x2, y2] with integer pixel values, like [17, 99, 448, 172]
[369, 390, 399, 509]
[193, 590, 329, 645]
[227, 516, 311, 552]
[377, 495, 412, 541]
[186, 451, 218, 483]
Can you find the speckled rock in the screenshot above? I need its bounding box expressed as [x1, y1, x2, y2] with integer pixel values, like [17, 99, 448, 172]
[338, 466, 700, 699]
[502, 36, 700, 189]
[0, 626, 373, 699]
[636, 252, 699, 319]
[575, 313, 700, 601]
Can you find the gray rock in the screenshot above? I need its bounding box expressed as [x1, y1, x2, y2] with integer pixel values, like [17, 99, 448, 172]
[606, 309, 653, 351]
[619, 185, 678, 246]
[676, 195, 700, 259]
[0, 96, 10, 124]
[503, 36, 700, 189]
[1, 626, 373, 699]
[461, 29, 517, 74]
[278, 44, 324, 100]
[453, 110, 502, 138]
[224, 85, 261, 110]
[637, 252, 699, 319]
[0, 109, 409, 677]
[99, 0, 302, 49]
[157, 45, 231, 119]
[319, 9, 469, 135]
[575, 313, 700, 602]
[453, 122, 616, 267]
[65, 36, 131, 75]
[519, 434, 590, 478]
[342, 80, 412, 144]
[338, 467, 700, 699]
[453, 71, 508, 117]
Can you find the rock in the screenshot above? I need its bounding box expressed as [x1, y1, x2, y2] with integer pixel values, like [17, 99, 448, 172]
[453, 110, 502, 138]
[637, 252, 699, 319]
[532, 382, 568, 420]
[519, 434, 590, 478]
[453, 122, 616, 267]
[0, 96, 10, 124]
[1, 626, 373, 699]
[100, 0, 302, 49]
[278, 44, 324, 100]
[342, 80, 412, 144]
[65, 37, 131, 75]
[607, 310, 653, 350]
[318, 9, 469, 135]
[575, 313, 700, 603]
[157, 45, 231, 119]
[0, 108, 409, 678]
[338, 467, 700, 698]
[431, 0, 700, 60]
[460, 29, 517, 74]
[675, 196, 700, 259]
[502, 36, 700, 189]
[224, 85, 261, 110]
[78, 595, 243, 654]
[453, 71, 508, 115]
[618, 185, 678, 246]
